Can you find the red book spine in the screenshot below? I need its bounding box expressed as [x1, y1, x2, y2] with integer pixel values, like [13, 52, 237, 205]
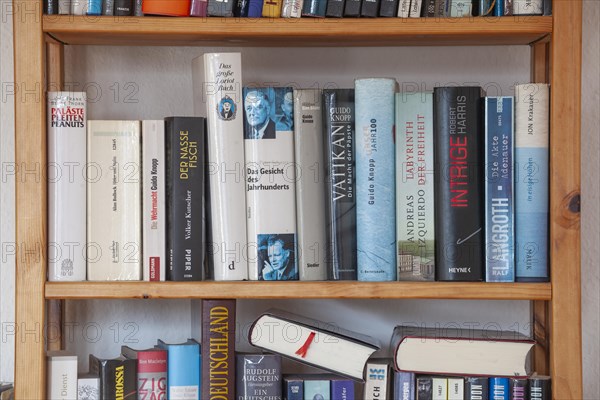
[137, 350, 167, 400]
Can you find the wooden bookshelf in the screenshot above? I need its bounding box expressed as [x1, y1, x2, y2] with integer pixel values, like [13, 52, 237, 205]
[13, 1, 582, 398]
[44, 281, 552, 300]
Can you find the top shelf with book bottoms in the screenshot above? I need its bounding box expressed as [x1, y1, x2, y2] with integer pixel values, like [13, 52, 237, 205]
[43, 15, 552, 47]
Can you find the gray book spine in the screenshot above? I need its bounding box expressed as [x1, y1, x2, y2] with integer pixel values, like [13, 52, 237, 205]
[208, 0, 235, 15]
[102, 0, 114, 14]
[236, 354, 282, 400]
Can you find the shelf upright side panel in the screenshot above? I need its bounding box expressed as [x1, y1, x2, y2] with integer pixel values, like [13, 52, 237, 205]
[549, 0, 583, 398]
[13, 0, 47, 397]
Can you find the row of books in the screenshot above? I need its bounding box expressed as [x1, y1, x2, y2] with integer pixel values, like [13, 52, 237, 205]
[44, 0, 550, 17]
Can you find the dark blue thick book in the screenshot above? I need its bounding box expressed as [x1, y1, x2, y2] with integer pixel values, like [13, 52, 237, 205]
[484, 97, 515, 282]
[331, 378, 355, 399]
[489, 378, 509, 400]
[302, 0, 328, 16]
[283, 375, 303, 400]
[394, 371, 415, 400]
[247, 0, 264, 16]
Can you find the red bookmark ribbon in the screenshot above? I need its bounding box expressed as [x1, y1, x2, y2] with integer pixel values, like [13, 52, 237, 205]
[295, 331, 316, 358]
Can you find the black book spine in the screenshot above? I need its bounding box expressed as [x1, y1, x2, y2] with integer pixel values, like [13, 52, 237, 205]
[236, 354, 282, 399]
[543, 0, 551, 15]
[234, 0, 250, 16]
[422, 0, 436, 16]
[529, 377, 551, 400]
[326, 0, 346, 17]
[360, 0, 381, 15]
[166, 117, 206, 281]
[322, 89, 358, 280]
[465, 377, 489, 400]
[344, 0, 362, 15]
[90, 357, 137, 399]
[416, 376, 433, 400]
[379, 0, 399, 16]
[44, 0, 58, 14]
[509, 378, 528, 400]
[114, 0, 134, 15]
[433, 86, 485, 281]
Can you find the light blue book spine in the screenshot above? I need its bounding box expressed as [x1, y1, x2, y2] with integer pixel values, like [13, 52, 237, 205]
[87, 0, 102, 14]
[485, 97, 515, 282]
[489, 377, 510, 400]
[355, 78, 397, 281]
[304, 380, 330, 400]
[515, 84, 549, 281]
[157, 340, 201, 400]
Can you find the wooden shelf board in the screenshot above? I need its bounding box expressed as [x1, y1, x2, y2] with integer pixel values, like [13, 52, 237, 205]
[43, 15, 552, 46]
[45, 281, 551, 300]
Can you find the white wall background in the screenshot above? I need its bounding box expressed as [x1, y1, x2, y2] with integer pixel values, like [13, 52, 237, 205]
[0, 3, 598, 395]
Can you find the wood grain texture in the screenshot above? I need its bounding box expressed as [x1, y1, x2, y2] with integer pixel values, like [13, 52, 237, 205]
[42, 16, 553, 46]
[44, 281, 552, 300]
[13, 0, 47, 397]
[550, 0, 583, 397]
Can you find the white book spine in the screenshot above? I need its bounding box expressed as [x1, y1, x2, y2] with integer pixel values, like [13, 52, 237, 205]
[142, 120, 166, 281]
[58, 0, 71, 14]
[409, 0, 423, 16]
[293, 89, 327, 281]
[47, 91, 87, 281]
[47, 353, 78, 400]
[87, 120, 142, 280]
[447, 378, 464, 400]
[432, 377, 448, 400]
[513, 0, 542, 14]
[364, 362, 389, 400]
[244, 87, 298, 281]
[397, 0, 411, 17]
[77, 377, 100, 400]
[196, 53, 248, 281]
[281, 0, 303, 17]
[70, 0, 87, 14]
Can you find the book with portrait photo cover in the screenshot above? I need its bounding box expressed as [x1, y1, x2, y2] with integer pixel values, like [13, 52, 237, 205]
[248, 309, 380, 381]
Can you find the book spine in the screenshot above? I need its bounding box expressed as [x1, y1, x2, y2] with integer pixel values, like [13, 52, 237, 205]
[165, 117, 205, 281]
[447, 0, 472, 16]
[70, 0, 86, 14]
[137, 351, 167, 399]
[87, 0, 102, 13]
[465, 377, 489, 400]
[360, 0, 381, 16]
[157, 341, 201, 398]
[325, 0, 345, 16]
[528, 377, 551, 400]
[233, 0, 251, 15]
[409, 0, 423, 16]
[45, 0, 59, 14]
[322, 89, 357, 280]
[493, 0, 503, 14]
[58, 0, 71, 13]
[134, 0, 143, 15]
[301, 0, 327, 16]
[47, 356, 78, 399]
[243, 87, 298, 281]
[509, 378, 527, 400]
[331, 379, 355, 400]
[90, 358, 138, 400]
[484, 97, 515, 282]
[355, 78, 397, 282]
[190, 0, 209, 16]
[236, 354, 282, 399]
[282, 0, 304, 16]
[208, 0, 236, 15]
[504, 0, 513, 14]
[201, 53, 249, 281]
[262, 0, 283, 15]
[542, 0, 550, 15]
[114, 0, 134, 14]
[305, 380, 331, 400]
[87, 120, 142, 281]
[378, 0, 398, 16]
[102, 0, 114, 14]
[394, 371, 415, 400]
[422, 0, 435, 15]
[293, 89, 327, 281]
[489, 378, 509, 400]
[512, 0, 542, 14]
[433, 86, 485, 281]
[364, 362, 389, 400]
[395, 92, 435, 282]
[447, 378, 464, 400]
[343, 0, 362, 15]
[142, 120, 166, 282]
[397, 0, 410, 15]
[201, 299, 236, 400]
[416, 376, 433, 400]
[247, 0, 265, 15]
[77, 377, 100, 400]
[514, 84, 549, 281]
[431, 377, 447, 400]
[47, 92, 87, 282]
[284, 377, 303, 400]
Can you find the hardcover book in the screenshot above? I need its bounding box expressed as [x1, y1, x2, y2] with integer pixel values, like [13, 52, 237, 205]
[247, 0, 265, 15]
[165, 116, 205, 281]
[488, 377, 509, 400]
[102, 0, 113, 14]
[190, 0, 209, 16]
[263, 0, 283, 16]
[121, 346, 167, 400]
[325, 0, 344, 16]
[201, 299, 236, 400]
[395, 92, 435, 282]
[142, 120, 166, 282]
[58, 0, 71, 13]
[528, 375, 551, 400]
[394, 371, 415, 400]
[208, 0, 236, 15]
[282, 0, 304, 16]
[512, 0, 542, 14]
[301, 0, 327, 16]
[156, 339, 201, 399]
[355, 78, 397, 282]
[236, 354, 282, 400]
[360, 0, 381, 16]
[509, 378, 528, 400]
[142, 0, 191, 15]
[243, 87, 298, 281]
[433, 86, 485, 281]
[87, 120, 141, 281]
[378, 0, 398, 16]
[322, 89, 357, 280]
[293, 89, 327, 281]
[409, 0, 423, 15]
[45, 0, 58, 14]
[416, 376, 432, 400]
[514, 84, 549, 282]
[47, 351, 77, 400]
[233, 0, 250, 15]
[364, 359, 390, 400]
[47, 91, 87, 282]
[484, 97, 515, 282]
[392, 326, 535, 377]
[89, 354, 137, 400]
[304, 379, 330, 400]
[330, 377, 355, 399]
[114, 0, 133, 14]
[192, 53, 248, 281]
[447, 377, 464, 400]
[70, 0, 87, 14]
[249, 309, 380, 380]
[431, 377, 447, 400]
[88, 0, 102, 14]
[465, 377, 489, 400]
[77, 375, 100, 400]
[343, 0, 361, 15]
[284, 375, 304, 400]
[397, 0, 410, 16]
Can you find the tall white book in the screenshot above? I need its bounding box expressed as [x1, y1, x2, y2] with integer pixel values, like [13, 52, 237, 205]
[243, 87, 298, 281]
[47, 91, 87, 281]
[47, 351, 78, 400]
[142, 120, 166, 281]
[293, 89, 327, 281]
[87, 120, 142, 280]
[192, 53, 248, 281]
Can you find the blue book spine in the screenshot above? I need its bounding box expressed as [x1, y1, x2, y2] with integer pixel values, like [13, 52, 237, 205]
[514, 84, 549, 281]
[489, 378, 509, 400]
[247, 0, 264, 16]
[285, 378, 304, 400]
[302, 0, 327, 16]
[304, 380, 330, 400]
[393, 371, 415, 400]
[485, 97, 515, 282]
[87, 0, 102, 14]
[493, 0, 503, 15]
[331, 379, 355, 400]
[355, 78, 397, 281]
[157, 340, 201, 399]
